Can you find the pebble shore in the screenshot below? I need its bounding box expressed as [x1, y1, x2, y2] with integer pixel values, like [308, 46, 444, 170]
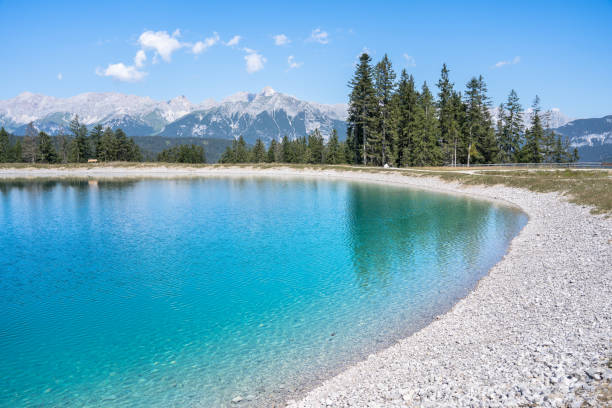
[3, 166, 611, 407]
[284, 171, 612, 408]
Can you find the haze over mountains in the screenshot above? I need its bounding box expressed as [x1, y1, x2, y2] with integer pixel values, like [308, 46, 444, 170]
[0, 89, 610, 161]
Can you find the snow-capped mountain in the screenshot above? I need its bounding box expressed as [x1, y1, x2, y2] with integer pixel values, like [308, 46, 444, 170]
[0, 88, 348, 143]
[552, 115, 612, 161]
[158, 87, 347, 143]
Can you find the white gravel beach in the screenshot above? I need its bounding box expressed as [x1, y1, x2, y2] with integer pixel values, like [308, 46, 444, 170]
[2, 166, 611, 407]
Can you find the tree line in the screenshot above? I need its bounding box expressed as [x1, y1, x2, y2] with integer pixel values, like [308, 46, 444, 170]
[346, 53, 577, 166]
[216, 53, 577, 167]
[219, 129, 351, 164]
[0, 116, 141, 163]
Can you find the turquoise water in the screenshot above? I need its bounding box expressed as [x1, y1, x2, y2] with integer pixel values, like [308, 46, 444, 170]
[0, 177, 526, 407]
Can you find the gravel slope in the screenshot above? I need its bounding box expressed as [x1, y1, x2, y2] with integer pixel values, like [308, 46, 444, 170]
[2, 167, 611, 407]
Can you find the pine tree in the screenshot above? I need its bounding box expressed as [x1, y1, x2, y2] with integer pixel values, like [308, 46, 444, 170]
[326, 129, 341, 164]
[267, 139, 278, 163]
[373, 54, 396, 165]
[68, 116, 89, 162]
[347, 53, 378, 165]
[38, 131, 57, 163]
[520, 96, 544, 163]
[449, 91, 466, 165]
[234, 136, 249, 163]
[308, 129, 324, 164]
[251, 139, 266, 163]
[11, 140, 22, 163]
[499, 90, 523, 162]
[417, 82, 442, 166]
[89, 124, 104, 158]
[0, 127, 9, 162]
[220, 146, 235, 163]
[394, 70, 419, 166]
[22, 122, 39, 163]
[281, 136, 292, 163]
[437, 64, 458, 164]
[97, 128, 116, 161]
[57, 134, 70, 163]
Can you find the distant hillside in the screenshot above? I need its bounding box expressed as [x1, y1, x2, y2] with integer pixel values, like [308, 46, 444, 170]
[552, 115, 612, 162]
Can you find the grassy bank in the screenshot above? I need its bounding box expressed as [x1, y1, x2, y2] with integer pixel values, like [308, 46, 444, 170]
[1, 163, 610, 214]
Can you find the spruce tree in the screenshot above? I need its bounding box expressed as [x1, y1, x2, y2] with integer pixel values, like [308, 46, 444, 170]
[437, 64, 457, 164]
[68, 116, 89, 162]
[0, 127, 9, 162]
[38, 132, 57, 163]
[89, 124, 104, 158]
[326, 129, 341, 164]
[499, 90, 523, 162]
[234, 136, 249, 163]
[281, 136, 291, 163]
[267, 139, 278, 163]
[520, 96, 544, 163]
[347, 53, 377, 165]
[373, 54, 396, 165]
[394, 70, 419, 167]
[57, 134, 70, 163]
[308, 129, 324, 164]
[22, 122, 39, 163]
[417, 82, 442, 166]
[11, 140, 22, 163]
[251, 139, 266, 163]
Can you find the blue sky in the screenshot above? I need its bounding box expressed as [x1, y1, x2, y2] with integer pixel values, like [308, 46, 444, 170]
[0, 0, 611, 118]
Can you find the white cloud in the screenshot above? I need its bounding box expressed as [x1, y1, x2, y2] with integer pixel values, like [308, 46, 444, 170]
[138, 30, 184, 62]
[309, 28, 329, 44]
[96, 63, 146, 82]
[494, 56, 521, 68]
[134, 50, 147, 68]
[273, 34, 290, 46]
[403, 54, 416, 67]
[225, 35, 241, 46]
[244, 51, 266, 73]
[57, 73, 63, 80]
[287, 55, 302, 69]
[192, 32, 220, 54]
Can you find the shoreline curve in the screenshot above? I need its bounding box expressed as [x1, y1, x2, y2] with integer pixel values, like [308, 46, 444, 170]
[1, 166, 610, 407]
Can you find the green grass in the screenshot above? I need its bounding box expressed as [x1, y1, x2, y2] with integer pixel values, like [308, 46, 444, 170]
[1, 162, 610, 214]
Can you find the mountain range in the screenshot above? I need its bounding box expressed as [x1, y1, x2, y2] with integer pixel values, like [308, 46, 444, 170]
[0, 89, 610, 161]
[0, 87, 347, 144]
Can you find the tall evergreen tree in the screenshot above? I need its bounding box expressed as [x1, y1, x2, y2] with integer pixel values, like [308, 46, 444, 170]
[436, 63, 458, 164]
[0, 127, 9, 162]
[347, 53, 377, 165]
[22, 122, 39, 163]
[57, 134, 70, 163]
[308, 129, 324, 164]
[499, 90, 523, 162]
[251, 138, 267, 163]
[68, 116, 89, 162]
[89, 124, 104, 158]
[520, 96, 544, 163]
[267, 139, 278, 162]
[417, 82, 442, 166]
[325, 129, 341, 164]
[38, 131, 57, 163]
[234, 136, 249, 163]
[393, 70, 419, 167]
[372, 54, 396, 165]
